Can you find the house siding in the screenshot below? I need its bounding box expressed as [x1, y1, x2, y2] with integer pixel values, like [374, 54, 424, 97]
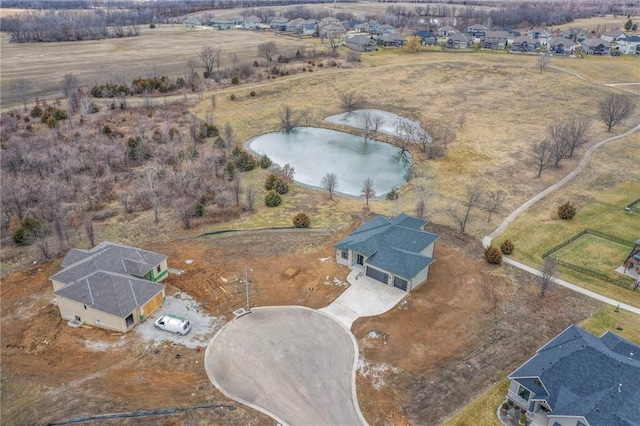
[507, 380, 535, 411]
[408, 266, 430, 291]
[56, 297, 128, 332]
[146, 259, 168, 282]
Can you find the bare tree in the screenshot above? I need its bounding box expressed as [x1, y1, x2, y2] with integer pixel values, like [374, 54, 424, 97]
[200, 46, 221, 78]
[280, 105, 297, 133]
[361, 111, 384, 141]
[223, 122, 235, 146]
[529, 140, 553, 177]
[258, 41, 277, 63]
[233, 178, 242, 206]
[144, 166, 162, 223]
[546, 122, 570, 167]
[540, 257, 558, 296]
[485, 190, 506, 222]
[447, 182, 483, 233]
[84, 216, 96, 248]
[598, 93, 636, 132]
[62, 73, 80, 112]
[10, 78, 31, 111]
[536, 53, 550, 73]
[457, 112, 467, 130]
[210, 94, 216, 110]
[564, 115, 591, 157]
[174, 197, 195, 229]
[361, 177, 375, 205]
[339, 90, 363, 116]
[321, 173, 338, 200]
[245, 185, 257, 211]
[415, 200, 426, 219]
[322, 30, 345, 54]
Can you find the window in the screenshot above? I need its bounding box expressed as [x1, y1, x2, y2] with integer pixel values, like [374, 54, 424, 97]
[517, 385, 531, 402]
[341, 251, 348, 260]
[356, 254, 364, 265]
[156, 265, 161, 273]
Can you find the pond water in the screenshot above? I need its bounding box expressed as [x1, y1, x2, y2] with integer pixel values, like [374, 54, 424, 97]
[247, 127, 412, 197]
[325, 109, 422, 138]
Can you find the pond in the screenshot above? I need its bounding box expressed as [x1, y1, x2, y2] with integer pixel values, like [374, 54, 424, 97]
[247, 127, 412, 197]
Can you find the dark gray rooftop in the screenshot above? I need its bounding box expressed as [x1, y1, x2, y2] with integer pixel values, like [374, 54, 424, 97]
[53, 241, 166, 285]
[509, 325, 640, 424]
[335, 214, 438, 279]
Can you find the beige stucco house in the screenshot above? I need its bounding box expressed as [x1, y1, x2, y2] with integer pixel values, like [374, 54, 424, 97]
[50, 241, 168, 333]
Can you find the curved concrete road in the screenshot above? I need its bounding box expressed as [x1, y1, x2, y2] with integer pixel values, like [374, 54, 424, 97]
[205, 306, 367, 426]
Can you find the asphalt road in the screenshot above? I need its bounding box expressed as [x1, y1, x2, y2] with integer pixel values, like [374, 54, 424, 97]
[204, 306, 367, 426]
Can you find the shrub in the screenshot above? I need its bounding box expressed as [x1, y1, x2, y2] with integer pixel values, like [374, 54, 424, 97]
[259, 155, 272, 169]
[149, 23, 156, 29]
[249, 90, 256, 97]
[12, 227, 28, 245]
[265, 173, 279, 190]
[501, 402, 509, 411]
[204, 123, 219, 138]
[386, 188, 399, 200]
[231, 76, 239, 85]
[500, 239, 514, 255]
[274, 179, 289, 195]
[30, 104, 43, 118]
[103, 125, 112, 135]
[557, 201, 577, 220]
[265, 191, 282, 207]
[231, 146, 256, 171]
[230, 94, 236, 100]
[194, 202, 205, 217]
[485, 246, 503, 265]
[293, 212, 310, 228]
[253, 60, 260, 67]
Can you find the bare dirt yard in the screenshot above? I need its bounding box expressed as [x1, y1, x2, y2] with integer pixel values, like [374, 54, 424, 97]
[1, 216, 602, 425]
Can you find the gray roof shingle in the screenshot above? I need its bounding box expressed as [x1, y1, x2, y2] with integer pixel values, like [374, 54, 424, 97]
[509, 325, 640, 424]
[335, 214, 438, 279]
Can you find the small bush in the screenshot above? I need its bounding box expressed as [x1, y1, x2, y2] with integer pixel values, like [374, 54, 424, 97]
[485, 246, 503, 265]
[557, 201, 577, 220]
[30, 105, 43, 118]
[274, 179, 289, 195]
[230, 94, 236, 100]
[259, 154, 272, 169]
[265, 173, 280, 190]
[386, 188, 399, 200]
[194, 202, 205, 217]
[265, 191, 282, 207]
[293, 212, 310, 228]
[103, 125, 112, 135]
[253, 60, 260, 67]
[501, 402, 509, 411]
[149, 23, 156, 29]
[249, 91, 256, 97]
[500, 239, 514, 255]
[231, 76, 239, 85]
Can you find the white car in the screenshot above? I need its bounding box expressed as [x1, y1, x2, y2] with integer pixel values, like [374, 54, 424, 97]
[154, 314, 192, 336]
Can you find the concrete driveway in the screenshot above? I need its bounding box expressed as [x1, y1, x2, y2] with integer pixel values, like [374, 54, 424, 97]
[320, 270, 406, 328]
[205, 306, 367, 426]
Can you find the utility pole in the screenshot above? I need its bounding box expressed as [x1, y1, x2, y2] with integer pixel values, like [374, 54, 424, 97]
[244, 265, 252, 313]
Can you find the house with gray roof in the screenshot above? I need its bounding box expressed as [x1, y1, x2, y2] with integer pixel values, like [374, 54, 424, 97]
[600, 29, 626, 43]
[562, 28, 588, 43]
[482, 30, 510, 49]
[446, 32, 469, 49]
[378, 33, 407, 48]
[506, 324, 640, 426]
[511, 35, 540, 52]
[335, 214, 439, 291]
[527, 28, 552, 45]
[581, 37, 611, 55]
[209, 18, 233, 30]
[548, 36, 578, 55]
[50, 241, 168, 332]
[346, 34, 377, 52]
[413, 30, 436, 46]
[618, 35, 640, 55]
[438, 25, 456, 37]
[182, 16, 202, 28]
[467, 23, 487, 38]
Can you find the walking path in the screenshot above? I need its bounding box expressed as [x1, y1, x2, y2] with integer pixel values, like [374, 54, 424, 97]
[483, 122, 640, 314]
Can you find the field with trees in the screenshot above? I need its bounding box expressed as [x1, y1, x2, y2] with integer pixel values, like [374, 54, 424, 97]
[1, 2, 639, 425]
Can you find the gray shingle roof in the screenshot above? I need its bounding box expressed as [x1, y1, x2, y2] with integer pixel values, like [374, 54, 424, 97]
[53, 241, 166, 285]
[509, 325, 640, 425]
[54, 271, 163, 318]
[335, 214, 438, 279]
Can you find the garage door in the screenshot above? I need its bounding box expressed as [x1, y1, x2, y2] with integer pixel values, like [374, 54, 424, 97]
[366, 266, 389, 284]
[393, 276, 408, 291]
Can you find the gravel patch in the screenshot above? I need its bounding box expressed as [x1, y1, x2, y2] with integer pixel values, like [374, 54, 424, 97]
[135, 292, 225, 349]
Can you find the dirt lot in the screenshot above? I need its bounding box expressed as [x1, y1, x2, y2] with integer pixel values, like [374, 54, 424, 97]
[1, 217, 602, 425]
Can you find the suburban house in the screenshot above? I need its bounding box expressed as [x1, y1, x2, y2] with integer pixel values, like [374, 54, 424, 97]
[376, 23, 396, 36]
[527, 28, 552, 45]
[562, 28, 588, 43]
[581, 37, 611, 55]
[600, 28, 626, 43]
[346, 34, 377, 51]
[467, 23, 487, 38]
[548, 36, 578, 55]
[335, 213, 439, 292]
[268, 16, 289, 32]
[209, 18, 233, 30]
[446, 32, 469, 49]
[378, 33, 407, 47]
[506, 324, 640, 425]
[242, 15, 263, 30]
[438, 25, 456, 37]
[319, 22, 346, 39]
[50, 241, 168, 333]
[623, 239, 640, 274]
[618, 35, 640, 54]
[511, 35, 540, 52]
[413, 30, 437, 46]
[182, 16, 201, 28]
[482, 30, 510, 49]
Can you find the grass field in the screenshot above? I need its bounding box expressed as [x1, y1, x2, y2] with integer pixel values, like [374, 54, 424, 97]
[551, 233, 635, 286]
[443, 305, 640, 426]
